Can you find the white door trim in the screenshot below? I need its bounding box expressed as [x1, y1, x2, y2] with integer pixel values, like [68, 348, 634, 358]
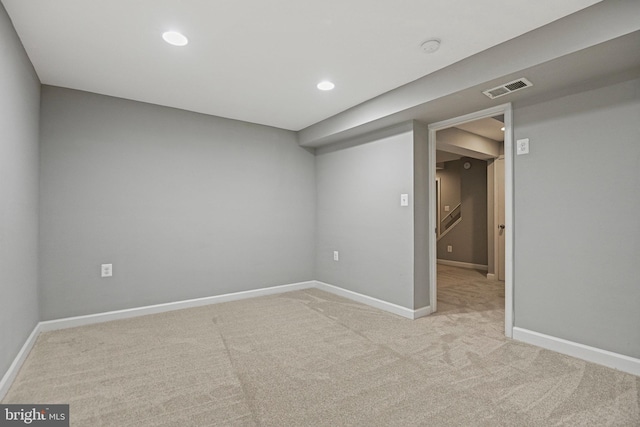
[427, 103, 514, 338]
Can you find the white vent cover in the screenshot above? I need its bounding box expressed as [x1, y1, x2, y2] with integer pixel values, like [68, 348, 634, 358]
[483, 78, 533, 99]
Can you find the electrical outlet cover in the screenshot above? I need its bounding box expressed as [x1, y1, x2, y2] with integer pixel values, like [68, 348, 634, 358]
[517, 138, 530, 155]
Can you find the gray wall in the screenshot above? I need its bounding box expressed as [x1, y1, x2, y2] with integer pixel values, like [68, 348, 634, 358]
[315, 124, 416, 309]
[486, 159, 495, 276]
[0, 3, 40, 380]
[437, 158, 488, 266]
[437, 162, 461, 223]
[514, 77, 640, 358]
[39, 86, 315, 320]
[413, 122, 430, 309]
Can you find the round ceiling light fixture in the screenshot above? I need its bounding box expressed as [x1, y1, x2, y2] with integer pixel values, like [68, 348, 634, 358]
[317, 81, 335, 91]
[420, 38, 441, 54]
[162, 31, 188, 46]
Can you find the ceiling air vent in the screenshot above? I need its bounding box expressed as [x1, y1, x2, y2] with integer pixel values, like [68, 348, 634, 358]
[482, 78, 533, 99]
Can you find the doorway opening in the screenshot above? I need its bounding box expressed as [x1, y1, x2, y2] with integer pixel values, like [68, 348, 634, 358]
[428, 104, 513, 337]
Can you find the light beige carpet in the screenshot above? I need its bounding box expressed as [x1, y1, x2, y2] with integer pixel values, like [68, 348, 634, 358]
[3, 266, 639, 426]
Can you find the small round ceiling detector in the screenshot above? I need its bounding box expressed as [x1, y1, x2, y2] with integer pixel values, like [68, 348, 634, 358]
[421, 38, 441, 54]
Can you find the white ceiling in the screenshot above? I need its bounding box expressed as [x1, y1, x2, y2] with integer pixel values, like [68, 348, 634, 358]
[435, 116, 504, 162]
[456, 117, 505, 142]
[2, 0, 601, 131]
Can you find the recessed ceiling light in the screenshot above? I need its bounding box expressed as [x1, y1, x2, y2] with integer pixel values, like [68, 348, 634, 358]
[317, 81, 335, 91]
[420, 38, 441, 54]
[162, 31, 188, 46]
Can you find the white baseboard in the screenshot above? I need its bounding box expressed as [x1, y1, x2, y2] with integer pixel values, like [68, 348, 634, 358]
[0, 279, 428, 399]
[39, 281, 317, 332]
[513, 327, 640, 377]
[437, 259, 488, 271]
[6, 287, 637, 403]
[314, 281, 431, 320]
[0, 280, 316, 400]
[412, 305, 433, 319]
[0, 323, 41, 400]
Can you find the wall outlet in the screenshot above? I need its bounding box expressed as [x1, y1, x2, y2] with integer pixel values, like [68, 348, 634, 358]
[333, 251, 339, 261]
[517, 138, 530, 155]
[101, 263, 113, 277]
[447, 245, 453, 253]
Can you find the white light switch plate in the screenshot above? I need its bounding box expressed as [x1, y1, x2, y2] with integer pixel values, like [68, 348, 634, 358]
[517, 138, 530, 155]
[400, 194, 409, 206]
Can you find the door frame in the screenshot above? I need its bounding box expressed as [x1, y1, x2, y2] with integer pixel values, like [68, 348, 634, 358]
[435, 177, 441, 237]
[494, 155, 506, 282]
[427, 103, 514, 338]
